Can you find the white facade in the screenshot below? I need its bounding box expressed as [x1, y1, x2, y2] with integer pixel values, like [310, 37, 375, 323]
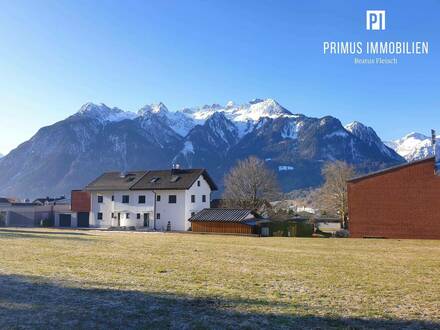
[89, 174, 211, 231]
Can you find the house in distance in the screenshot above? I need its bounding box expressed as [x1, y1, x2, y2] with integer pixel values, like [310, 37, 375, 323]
[71, 166, 217, 230]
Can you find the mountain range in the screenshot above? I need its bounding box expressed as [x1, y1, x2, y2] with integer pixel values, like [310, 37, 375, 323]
[0, 99, 406, 199]
[385, 132, 437, 162]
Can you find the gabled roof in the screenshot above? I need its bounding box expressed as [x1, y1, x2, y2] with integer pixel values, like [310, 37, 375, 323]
[130, 168, 217, 191]
[85, 171, 147, 191]
[33, 196, 68, 205]
[189, 208, 254, 223]
[0, 197, 13, 204]
[348, 157, 435, 183]
[85, 168, 217, 191]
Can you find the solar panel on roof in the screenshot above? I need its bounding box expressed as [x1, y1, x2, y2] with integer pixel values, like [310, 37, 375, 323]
[150, 177, 160, 183]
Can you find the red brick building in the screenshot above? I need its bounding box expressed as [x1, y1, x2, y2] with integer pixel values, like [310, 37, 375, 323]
[348, 157, 440, 239]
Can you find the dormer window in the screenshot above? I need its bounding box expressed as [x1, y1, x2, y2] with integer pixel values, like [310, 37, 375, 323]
[150, 177, 160, 183]
[170, 175, 180, 182]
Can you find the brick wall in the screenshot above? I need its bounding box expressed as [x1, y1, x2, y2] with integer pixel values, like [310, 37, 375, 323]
[71, 191, 91, 212]
[348, 158, 440, 239]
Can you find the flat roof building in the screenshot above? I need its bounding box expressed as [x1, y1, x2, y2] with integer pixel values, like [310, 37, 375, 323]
[348, 157, 440, 239]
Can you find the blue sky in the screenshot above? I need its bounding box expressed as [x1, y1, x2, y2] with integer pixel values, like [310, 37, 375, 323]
[0, 0, 438, 154]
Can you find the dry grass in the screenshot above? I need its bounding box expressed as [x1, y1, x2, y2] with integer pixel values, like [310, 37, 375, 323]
[0, 228, 439, 329]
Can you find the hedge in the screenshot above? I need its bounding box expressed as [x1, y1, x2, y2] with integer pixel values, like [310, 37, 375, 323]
[268, 221, 313, 237]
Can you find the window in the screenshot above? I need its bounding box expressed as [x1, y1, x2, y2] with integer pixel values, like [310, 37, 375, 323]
[197, 180, 201, 187]
[97, 212, 103, 220]
[202, 195, 206, 203]
[157, 213, 161, 219]
[126, 213, 130, 219]
[111, 195, 114, 201]
[97, 195, 103, 203]
[138, 195, 146, 204]
[156, 195, 161, 202]
[191, 212, 195, 216]
[111, 212, 114, 218]
[191, 195, 195, 203]
[137, 213, 141, 219]
[122, 195, 129, 203]
[168, 195, 177, 203]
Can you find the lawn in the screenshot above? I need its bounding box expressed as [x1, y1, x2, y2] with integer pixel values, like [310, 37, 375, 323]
[0, 228, 439, 329]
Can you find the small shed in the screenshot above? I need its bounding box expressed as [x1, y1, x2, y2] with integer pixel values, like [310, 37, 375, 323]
[189, 208, 260, 235]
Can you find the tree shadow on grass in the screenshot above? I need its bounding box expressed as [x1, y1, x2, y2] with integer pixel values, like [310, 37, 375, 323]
[0, 229, 91, 241]
[0, 274, 438, 329]
[0, 228, 90, 236]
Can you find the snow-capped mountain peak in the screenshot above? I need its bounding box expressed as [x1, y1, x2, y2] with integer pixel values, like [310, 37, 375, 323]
[137, 102, 195, 137]
[138, 102, 169, 116]
[232, 98, 292, 122]
[402, 132, 429, 141]
[345, 121, 377, 142]
[75, 102, 136, 123]
[385, 132, 437, 161]
[345, 121, 369, 133]
[345, 121, 400, 160]
[225, 100, 235, 109]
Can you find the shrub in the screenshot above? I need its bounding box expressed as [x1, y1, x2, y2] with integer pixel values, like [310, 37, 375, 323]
[295, 223, 314, 237]
[268, 221, 314, 237]
[335, 229, 350, 238]
[269, 221, 295, 237]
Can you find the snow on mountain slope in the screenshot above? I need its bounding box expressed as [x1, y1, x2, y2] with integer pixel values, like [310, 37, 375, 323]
[385, 132, 436, 161]
[177, 98, 294, 137]
[0, 99, 408, 198]
[138, 102, 195, 137]
[185, 98, 294, 122]
[75, 102, 136, 123]
[345, 121, 399, 160]
[128, 98, 296, 138]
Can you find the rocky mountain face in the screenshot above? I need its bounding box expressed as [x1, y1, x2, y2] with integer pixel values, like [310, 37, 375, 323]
[385, 132, 437, 162]
[0, 99, 405, 198]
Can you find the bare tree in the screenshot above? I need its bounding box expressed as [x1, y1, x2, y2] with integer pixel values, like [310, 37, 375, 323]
[222, 156, 280, 210]
[317, 161, 355, 228]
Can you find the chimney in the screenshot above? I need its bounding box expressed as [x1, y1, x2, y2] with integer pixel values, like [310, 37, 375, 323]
[175, 164, 180, 170]
[119, 171, 126, 178]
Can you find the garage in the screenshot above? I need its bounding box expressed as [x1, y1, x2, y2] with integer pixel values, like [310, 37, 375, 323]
[59, 214, 71, 227]
[77, 212, 89, 227]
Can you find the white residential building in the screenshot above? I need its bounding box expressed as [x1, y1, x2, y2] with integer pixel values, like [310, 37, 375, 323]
[85, 168, 217, 231]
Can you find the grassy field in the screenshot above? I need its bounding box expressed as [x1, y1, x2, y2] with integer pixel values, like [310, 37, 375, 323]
[0, 228, 439, 329]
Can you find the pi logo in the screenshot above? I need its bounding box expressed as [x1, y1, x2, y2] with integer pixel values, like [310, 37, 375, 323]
[366, 10, 386, 30]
